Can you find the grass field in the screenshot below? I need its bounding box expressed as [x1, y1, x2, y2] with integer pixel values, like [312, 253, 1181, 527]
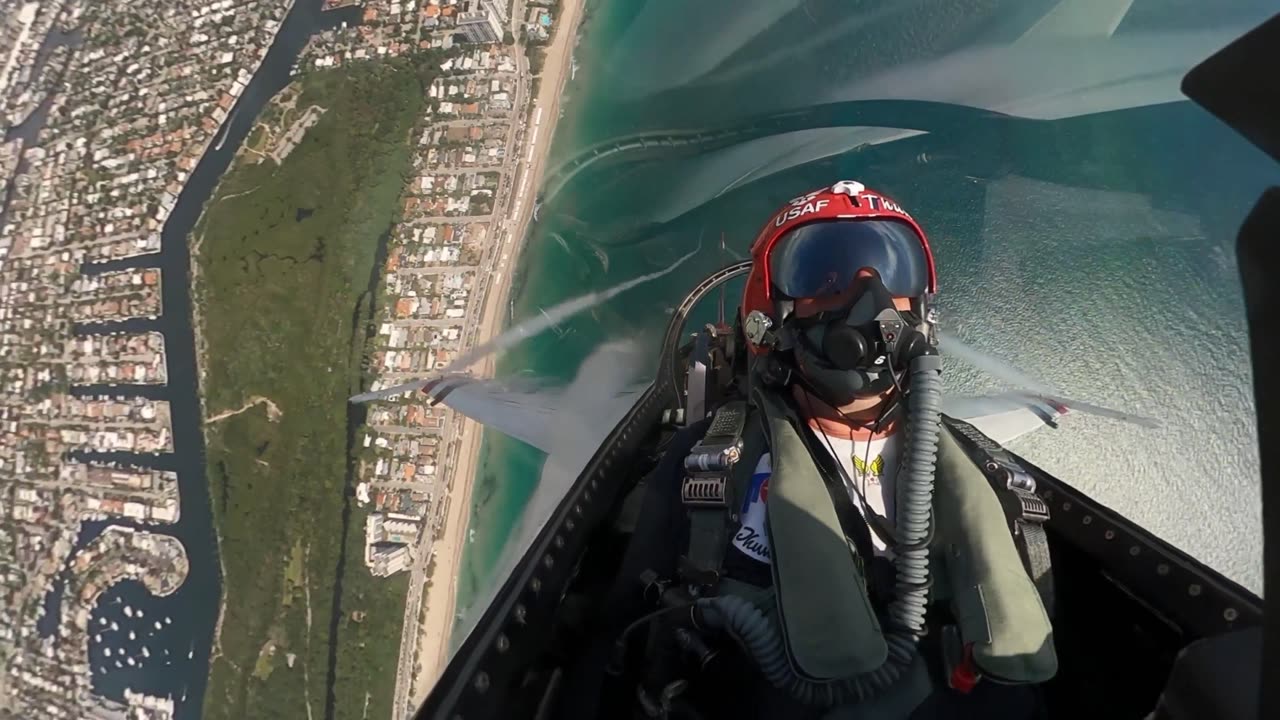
[196, 54, 438, 720]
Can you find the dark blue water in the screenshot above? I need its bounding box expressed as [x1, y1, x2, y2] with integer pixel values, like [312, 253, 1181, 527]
[37, 521, 199, 701]
[86, 580, 196, 701]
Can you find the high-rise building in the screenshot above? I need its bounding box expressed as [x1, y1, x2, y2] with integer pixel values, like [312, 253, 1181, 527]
[366, 512, 386, 542]
[369, 542, 412, 576]
[456, 0, 503, 44]
[485, 0, 508, 24]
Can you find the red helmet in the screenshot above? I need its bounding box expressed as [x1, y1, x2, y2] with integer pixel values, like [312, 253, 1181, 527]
[740, 181, 937, 355]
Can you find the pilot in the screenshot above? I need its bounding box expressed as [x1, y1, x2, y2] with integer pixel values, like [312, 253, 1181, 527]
[664, 181, 1058, 718]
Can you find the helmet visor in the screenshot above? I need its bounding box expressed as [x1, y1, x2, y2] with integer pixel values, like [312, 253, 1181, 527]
[768, 219, 929, 299]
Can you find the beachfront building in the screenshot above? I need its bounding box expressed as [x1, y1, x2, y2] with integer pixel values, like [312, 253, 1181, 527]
[370, 542, 412, 576]
[365, 512, 422, 576]
[456, 0, 503, 44]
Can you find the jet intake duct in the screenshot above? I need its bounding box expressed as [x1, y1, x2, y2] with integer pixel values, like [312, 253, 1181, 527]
[695, 354, 943, 706]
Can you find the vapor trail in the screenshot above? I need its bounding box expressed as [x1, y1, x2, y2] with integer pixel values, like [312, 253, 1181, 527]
[350, 246, 699, 403]
[938, 329, 1160, 429]
[937, 329, 1062, 396]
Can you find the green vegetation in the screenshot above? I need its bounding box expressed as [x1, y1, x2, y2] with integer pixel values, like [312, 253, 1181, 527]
[283, 540, 304, 608]
[333, 510, 411, 711]
[529, 46, 547, 76]
[197, 54, 441, 720]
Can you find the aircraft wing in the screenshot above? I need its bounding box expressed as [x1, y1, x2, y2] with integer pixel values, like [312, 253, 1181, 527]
[942, 392, 1072, 446]
[418, 342, 655, 471]
[413, 346, 1157, 662]
[417, 343, 654, 656]
[422, 375, 565, 455]
[943, 388, 1161, 445]
[426, 378, 1154, 457]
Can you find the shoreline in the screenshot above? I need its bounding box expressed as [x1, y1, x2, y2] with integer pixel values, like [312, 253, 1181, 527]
[406, 0, 589, 706]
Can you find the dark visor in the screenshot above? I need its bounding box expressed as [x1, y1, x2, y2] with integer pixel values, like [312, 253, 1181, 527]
[768, 219, 929, 299]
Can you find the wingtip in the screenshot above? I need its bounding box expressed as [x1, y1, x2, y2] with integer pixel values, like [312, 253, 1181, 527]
[1018, 391, 1162, 430]
[347, 375, 441, 404]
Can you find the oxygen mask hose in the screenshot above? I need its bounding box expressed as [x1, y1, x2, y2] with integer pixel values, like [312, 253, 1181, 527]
[695, 353, 944, 706]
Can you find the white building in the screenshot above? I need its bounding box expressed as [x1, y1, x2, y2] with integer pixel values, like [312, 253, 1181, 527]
[369, 542, 411, 576]
[456, 0, 503, 44]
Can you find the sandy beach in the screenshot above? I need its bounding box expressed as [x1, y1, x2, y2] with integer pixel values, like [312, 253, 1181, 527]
[406, 0, 588, 708]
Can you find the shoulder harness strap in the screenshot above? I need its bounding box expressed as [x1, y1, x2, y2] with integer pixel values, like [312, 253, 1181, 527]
[941, 415, 1055, 617]
[680, 400, 752, 586]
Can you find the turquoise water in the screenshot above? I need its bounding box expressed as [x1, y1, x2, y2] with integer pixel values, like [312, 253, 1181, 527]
[454, 0, 1280, 623]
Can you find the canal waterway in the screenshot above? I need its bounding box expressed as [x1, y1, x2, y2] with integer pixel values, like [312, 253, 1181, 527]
[20, 0, 362, 715]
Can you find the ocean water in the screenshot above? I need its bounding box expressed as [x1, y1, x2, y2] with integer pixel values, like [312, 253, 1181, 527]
[454, 0, 1280, 622]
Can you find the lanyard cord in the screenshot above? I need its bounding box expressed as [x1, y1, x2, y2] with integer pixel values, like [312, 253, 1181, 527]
[798, 390, 901, 549]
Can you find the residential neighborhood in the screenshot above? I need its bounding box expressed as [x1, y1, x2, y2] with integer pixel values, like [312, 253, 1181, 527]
[0, 0, 568, 714]
[0, 0, 294, 715]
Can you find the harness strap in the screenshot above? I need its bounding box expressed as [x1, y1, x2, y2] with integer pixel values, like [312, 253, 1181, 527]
[941, 415, 1056, 617]
[1018, 521, 1055, 618]
[680, 401, 750, 586]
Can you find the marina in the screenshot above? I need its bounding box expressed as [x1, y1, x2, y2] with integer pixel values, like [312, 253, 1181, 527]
[17, 1, 364, 712]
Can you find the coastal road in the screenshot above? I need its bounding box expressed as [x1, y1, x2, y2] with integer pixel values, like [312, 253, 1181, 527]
[369, 480, 434, 492]
[405, 213, 494, 224]
[394, 0, 590, 710]
[395, 265, 479, 276]
[380, 370, 460, 381]
[394, 8, 532, 717]
[389, 318, 470, 328]
[390, 408, 467, 711]
[368, 424, 442, 436]
[418, 166, 505, 175]
[445, 70, 520, 81]
[431, 118, 509, 129]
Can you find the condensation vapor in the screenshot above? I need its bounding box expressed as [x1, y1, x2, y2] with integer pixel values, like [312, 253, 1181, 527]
[439, 246, 697, 374]
[938, 329, 1063, 395]
[349, 246, 698, 403]
[938, 329, 1160, 429]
